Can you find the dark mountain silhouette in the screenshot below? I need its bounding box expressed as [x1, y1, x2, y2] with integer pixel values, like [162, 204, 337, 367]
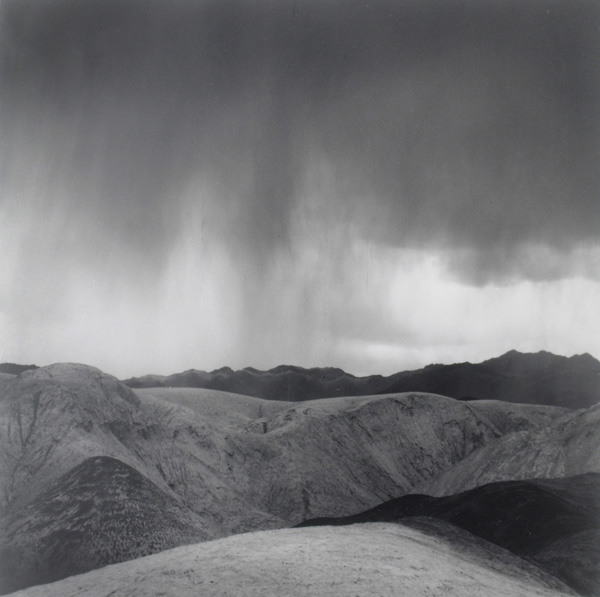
[122, 350, 600, 409]
[297, 474, 600, 596]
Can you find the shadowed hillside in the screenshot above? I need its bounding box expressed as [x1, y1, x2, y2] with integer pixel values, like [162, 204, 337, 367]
[297, 474, 600, 595]
[0, 456, 208, 594]
[122, 350, 600, 409]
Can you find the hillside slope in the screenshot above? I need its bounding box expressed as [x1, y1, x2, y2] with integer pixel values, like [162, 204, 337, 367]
[224, 393, 569, 521]
[413, 403, 600, 497]
[7, 523, 575, 597]
[0, 364, 144, 516]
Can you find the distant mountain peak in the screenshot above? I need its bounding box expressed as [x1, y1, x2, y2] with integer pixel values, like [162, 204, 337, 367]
[491, 349, 561, 360]
[571, 352, 599, 362]
[484, 350, 600, 374]
[210, 366, 234, 376]
[482, 350, 566, 373]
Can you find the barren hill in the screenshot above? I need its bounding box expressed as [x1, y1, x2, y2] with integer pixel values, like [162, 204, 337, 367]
[7, 523, 575, 597]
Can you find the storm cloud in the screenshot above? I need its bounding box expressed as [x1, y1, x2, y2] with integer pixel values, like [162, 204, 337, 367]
[1, 0, 599, 375]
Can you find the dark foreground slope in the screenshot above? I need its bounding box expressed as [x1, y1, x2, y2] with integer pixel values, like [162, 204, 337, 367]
[0, 456, 207, 594]
[123, 350, 600, 408]
[298, 474, 600, 595]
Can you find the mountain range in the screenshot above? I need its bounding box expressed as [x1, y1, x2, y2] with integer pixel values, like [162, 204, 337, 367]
[122, 350, 600, 409]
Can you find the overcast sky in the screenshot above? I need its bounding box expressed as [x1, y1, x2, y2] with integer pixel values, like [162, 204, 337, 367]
[1, 0, 599, 378]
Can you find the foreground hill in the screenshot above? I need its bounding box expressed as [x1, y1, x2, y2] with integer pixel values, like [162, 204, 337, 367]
[122, 350, 600, 408]
[0, 363, 578, 593]
[7, 523, 575, 597]
[298, 474, 600, 595]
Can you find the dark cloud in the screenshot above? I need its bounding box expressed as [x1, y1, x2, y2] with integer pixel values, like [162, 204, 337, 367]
[1, 0, 599, 285]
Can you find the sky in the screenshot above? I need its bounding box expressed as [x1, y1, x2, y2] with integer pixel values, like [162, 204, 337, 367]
[1, 0, 599, 378]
